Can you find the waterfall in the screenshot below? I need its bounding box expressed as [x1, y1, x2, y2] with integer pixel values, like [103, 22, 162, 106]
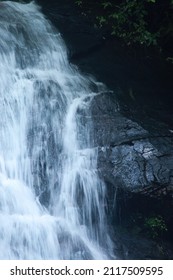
[0, 1, 114, 259]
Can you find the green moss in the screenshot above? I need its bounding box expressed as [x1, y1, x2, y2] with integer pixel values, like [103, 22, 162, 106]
[144, 216, 168, 239]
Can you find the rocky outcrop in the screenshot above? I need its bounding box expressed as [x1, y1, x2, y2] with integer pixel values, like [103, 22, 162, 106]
[75, 89, 173, 258]
[89, 92, 173, 259]
[89, 93, 173, 193]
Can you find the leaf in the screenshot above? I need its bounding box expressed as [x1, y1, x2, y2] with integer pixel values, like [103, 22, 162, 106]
[101, 2, 112, 9]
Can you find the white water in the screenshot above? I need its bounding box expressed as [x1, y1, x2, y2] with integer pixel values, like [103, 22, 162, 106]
[0, 1, 114, 259]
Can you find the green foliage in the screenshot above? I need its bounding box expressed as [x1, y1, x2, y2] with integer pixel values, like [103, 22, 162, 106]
[74, 0, 173, 55]
[144, 216, 168, 239]
[96, 15, 107, 27]
[167, 57, 173, 63]
[75, 0, 82, 7]
[109, 0, 159, 46]
[101, 2, 112, 9]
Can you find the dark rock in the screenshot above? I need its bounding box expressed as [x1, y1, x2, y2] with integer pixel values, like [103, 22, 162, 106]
[81, 93, 173, 196]
[89, 93, 173, 258]
[114, 229, 173, 260]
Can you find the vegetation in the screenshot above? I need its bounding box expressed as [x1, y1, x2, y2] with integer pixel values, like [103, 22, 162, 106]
[129, 212, 168, 239]
[144, 215, 168, 239]
[74, 0, 173, 61]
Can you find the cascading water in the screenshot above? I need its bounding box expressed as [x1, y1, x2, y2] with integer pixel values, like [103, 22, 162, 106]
[0, 1, 114, 259]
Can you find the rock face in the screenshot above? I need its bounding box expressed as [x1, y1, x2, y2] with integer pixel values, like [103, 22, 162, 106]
[37, 0, 173, 258]
[84, 92, 173, 259]
[90, 93, 173, 192]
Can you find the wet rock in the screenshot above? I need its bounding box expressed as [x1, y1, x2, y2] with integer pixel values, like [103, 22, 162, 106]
[115, 229, 173, 260]
[86, 93, 173, 196]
